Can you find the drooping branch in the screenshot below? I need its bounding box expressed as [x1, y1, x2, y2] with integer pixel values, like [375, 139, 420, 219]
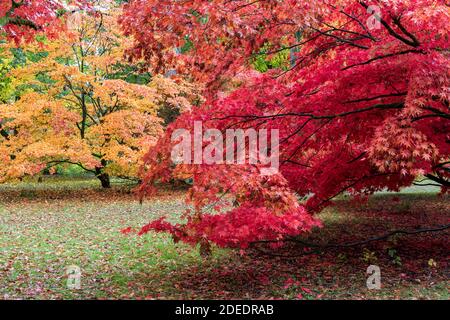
[214, 102, 404, 122]
[342, 49, 424, 70]
[424, 174, 450, 187]
[46, 160, 96, 174]
[251, 223, 450, 258]
[344, 92, 407, 104]
[359, 1, 420, 48]
[6, 17, 41, 30]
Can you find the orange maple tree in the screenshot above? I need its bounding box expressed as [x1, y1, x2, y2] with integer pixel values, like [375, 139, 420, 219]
[0, 1, 200, 187]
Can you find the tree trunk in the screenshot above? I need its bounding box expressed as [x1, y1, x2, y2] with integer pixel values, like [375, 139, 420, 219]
[96, 168, 111, 188]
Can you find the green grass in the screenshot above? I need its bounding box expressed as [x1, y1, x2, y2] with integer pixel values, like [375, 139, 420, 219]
[0, 178, 448, 299]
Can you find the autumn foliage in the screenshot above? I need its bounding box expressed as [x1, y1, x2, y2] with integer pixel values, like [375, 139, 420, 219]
[120, 1, 450, 247]
[1, 1, 448, 249]
[1, 1, 199, 187]
[0, 0, 91, 43]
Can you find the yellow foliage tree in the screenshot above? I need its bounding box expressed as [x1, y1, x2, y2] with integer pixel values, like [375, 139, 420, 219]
[0, 1, 200, 187]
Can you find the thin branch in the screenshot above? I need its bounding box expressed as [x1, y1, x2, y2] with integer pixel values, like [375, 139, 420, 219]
[251, 223, 450, 258]
[359, 1, 420, 48]
[342, 50, 423, 70]
[425, 174, 450, 187]
[46, 160, 96, 174]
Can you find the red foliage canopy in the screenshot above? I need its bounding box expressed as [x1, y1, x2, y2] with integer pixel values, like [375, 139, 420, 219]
[128, 1, 449, 247]
[0, 0, 89, 42]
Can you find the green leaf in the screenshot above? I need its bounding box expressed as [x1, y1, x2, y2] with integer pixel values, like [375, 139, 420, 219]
[0, 17, 10, 27]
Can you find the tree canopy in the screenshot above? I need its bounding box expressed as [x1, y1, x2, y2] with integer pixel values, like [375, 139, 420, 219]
[120, 0, 449, 248]
[0, 1, 200, 187]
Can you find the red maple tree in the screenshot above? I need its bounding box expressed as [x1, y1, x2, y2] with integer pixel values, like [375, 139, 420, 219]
[6, 1, 447, 249]
[120, 1, 449, 248]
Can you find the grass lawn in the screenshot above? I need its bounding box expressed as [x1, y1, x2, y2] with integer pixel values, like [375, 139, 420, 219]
[0, 177, 448, 299]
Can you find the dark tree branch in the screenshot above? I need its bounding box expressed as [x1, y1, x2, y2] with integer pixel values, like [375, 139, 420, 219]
[7, 17, 41, 30]
[359, 1, 420, 48]
[214, 102, 404, 122]
[251, 223, 450, 258]
[425, 174, 450, 187]
[344, 92, 407, 104]
[342, 50, 423, 70]
[46, 160, 96, 174]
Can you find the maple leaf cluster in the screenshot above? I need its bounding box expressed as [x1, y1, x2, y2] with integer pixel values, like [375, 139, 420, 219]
[0, 0, 92, 43]
[140, 205, 321, 249]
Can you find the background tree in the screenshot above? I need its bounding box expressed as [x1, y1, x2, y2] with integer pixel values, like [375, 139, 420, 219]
[0, 1, 200, 187]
